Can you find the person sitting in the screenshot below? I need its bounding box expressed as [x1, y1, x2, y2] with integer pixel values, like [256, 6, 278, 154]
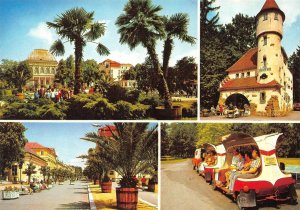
[199, 151, 215, 173]
[234, 106, 240, 118]
[224, 150, 245, 188]
[210, 106, 216, 116]
[229, 149, 261, 192]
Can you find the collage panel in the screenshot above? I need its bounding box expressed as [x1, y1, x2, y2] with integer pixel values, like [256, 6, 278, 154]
[0, 0, 198, 121]
[200, 0, 300, 121]
[161, 123, 300, 210]
[0, 122, 158, 209]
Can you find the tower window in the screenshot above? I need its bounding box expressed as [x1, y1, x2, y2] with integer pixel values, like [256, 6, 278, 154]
[236, 73, 239, 78]
[263, 13, 268, 21]
[263, 36, 267, 46]
[263, 56, 267, 68]
[275, 13, 278, 20]
[247, 72, 250, 77]
[241, 73, 245, 78]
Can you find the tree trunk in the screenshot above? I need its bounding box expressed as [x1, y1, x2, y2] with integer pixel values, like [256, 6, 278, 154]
[162, 37, 173, 79]
[146, 43, 172, 109]
[74, 39, 83, 95]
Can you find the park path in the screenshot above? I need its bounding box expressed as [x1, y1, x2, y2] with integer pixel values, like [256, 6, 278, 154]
[0, 181, 89, 210]
[161, 159, 299, 210]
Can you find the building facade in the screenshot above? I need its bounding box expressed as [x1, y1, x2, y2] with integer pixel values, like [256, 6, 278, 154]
[27, 49, 58, 88]
[99, 59, 133, 81]
[219, 0, 293, 116]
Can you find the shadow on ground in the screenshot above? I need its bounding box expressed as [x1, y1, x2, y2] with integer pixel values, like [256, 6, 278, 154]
[56, 201, 90, 209]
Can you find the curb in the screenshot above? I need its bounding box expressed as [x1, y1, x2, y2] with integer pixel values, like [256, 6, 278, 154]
[87, 185, 97, 210]
[138, 197, 158, 209]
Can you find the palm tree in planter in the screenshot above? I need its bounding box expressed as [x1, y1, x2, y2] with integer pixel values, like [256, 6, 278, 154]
[116, 0, 176, 118]
[22, 163, 37, 183]
[47, 7, 110, 95]
[82, 123, 158, 209]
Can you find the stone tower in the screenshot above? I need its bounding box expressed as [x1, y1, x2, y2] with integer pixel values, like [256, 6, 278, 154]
[256, 0, 285, 84]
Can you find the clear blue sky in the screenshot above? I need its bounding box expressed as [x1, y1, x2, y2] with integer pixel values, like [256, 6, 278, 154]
[23, 122, 157, 168]
[0, 0, 197, 65]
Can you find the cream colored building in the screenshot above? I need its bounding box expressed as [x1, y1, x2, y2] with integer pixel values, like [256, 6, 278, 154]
[27, 49, 58, 88]
[99, 59, 133, 81]
[219, 0, 293, 116]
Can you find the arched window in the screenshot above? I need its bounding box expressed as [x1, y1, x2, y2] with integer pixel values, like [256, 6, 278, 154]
[263, 36, 267, 46]
[275, 13, 278, 20]
[263, 13, 268, 21]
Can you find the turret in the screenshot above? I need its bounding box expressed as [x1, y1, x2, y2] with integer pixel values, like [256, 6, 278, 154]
[256, 0, 285, 84]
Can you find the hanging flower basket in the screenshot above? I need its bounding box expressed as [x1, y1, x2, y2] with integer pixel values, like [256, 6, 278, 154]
[116, 187, 138, 210]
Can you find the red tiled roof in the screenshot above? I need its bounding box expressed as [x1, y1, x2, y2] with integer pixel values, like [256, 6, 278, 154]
[98, 125, 117, 137]
[25, 142, 46, 149]
[101, 59, 121, 67]
[220, 77, 281, 91]
[257, 0, 285, 21]
[227, 48, 257, 73]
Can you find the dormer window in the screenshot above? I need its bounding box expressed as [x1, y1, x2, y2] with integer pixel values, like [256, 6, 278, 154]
[263, 13, 268, 21]
[263, 36, 267, 46]
[275, 13, 278, 20]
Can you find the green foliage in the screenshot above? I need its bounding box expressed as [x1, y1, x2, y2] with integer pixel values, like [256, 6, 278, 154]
[161, 123, 171, 156]
[163, 123, 198, 158]
[0, 123, 27, 177]
[182, 102, 197, 118]
[0, 59, 19, 88]
[83, 123, 158, 188]
[82, 59, 102, 86]
[114, 101, 148, 120]
[289, 46, 300, 102]
[55, 57, 74, 87]
[200, 0, 220, 37]
[2, 98, 67, 120]
[23, 163, 37, 183]
[119, 176, 137, 188]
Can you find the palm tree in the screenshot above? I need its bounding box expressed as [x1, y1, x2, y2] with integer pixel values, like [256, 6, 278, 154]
[116, 0, 172, 109]
[23, 163, 36, 183]
[47, 7, 110, 94]
[81, 123, 158, 187]
[162, 13, 196, 78]
[39, 166, 50, 182]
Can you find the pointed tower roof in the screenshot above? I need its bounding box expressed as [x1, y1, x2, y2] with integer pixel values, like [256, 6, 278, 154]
[256, 0, 285, 21]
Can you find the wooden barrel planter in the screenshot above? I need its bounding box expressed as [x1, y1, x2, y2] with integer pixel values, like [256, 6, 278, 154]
[101, 182, 112, 193]
[154, 105, 182, 120]
[116, 187, 138, 210]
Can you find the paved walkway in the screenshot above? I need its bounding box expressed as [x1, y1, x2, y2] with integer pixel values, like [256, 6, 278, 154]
[201, 111, 300, 121]
[0, 181, 89, 210]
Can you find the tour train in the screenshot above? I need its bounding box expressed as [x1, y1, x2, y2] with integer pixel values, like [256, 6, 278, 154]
[193, 133, 298, 209]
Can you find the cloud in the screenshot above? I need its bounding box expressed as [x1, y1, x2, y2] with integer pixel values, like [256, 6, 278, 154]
[107, 50, 146, 65]
[27, 22, 54, 44]
[214, 0, 300, 26]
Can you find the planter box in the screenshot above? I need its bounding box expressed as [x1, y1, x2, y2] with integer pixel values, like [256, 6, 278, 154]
[116, 187, 138, 210]
[101, 182, 112, 193]
[2, 191, 19, 200]
[154, 106, 182, 120]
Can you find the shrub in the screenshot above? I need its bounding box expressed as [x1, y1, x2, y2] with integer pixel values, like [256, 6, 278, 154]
[182, 102, 197, 118]
[113, 101, 149, 120]
[139, 92, 163, 109]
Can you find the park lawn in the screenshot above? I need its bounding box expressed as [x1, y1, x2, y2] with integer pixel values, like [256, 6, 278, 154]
[161, 158, 188, 164]
[277, 158, 300, 165]
[89, 184, 156, 210]
[172, 100, 196, 109]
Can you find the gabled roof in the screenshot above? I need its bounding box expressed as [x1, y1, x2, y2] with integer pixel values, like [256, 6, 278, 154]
[257, 0, 285, 21]
[226, 48, 257, 73]
[98, 125, 117, 138]
[220, 77, 281, 91]
[25, 142, 57, 157]
[101, 59, 121, 67]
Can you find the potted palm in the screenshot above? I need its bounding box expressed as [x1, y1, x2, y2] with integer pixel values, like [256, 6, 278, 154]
[82, 123, 158, 210]
[116, 0, 195, 120]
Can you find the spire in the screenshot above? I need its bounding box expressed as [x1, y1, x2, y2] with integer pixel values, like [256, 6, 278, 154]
[257, 0, 285, 21]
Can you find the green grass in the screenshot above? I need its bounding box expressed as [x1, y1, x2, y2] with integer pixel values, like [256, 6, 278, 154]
[161, 158, 188, 164]
[277, 158, 300, 166]
[172, 100, 196, 109]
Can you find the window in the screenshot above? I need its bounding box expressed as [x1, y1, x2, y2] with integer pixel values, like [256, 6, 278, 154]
[41, 151, 44, 155]
[275, 13, 278, 20]
[263, 36, 267, 46]
[12, 165, 18, 176]
[241, 73, 245, 78]
[263, 56, 267, 68]
[247, 72, 250, 77]
[260, 92, 266, 104]
[263, 13, 268, 21]
[236, 74, 239, 78]
[105, 63, 109, 68]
